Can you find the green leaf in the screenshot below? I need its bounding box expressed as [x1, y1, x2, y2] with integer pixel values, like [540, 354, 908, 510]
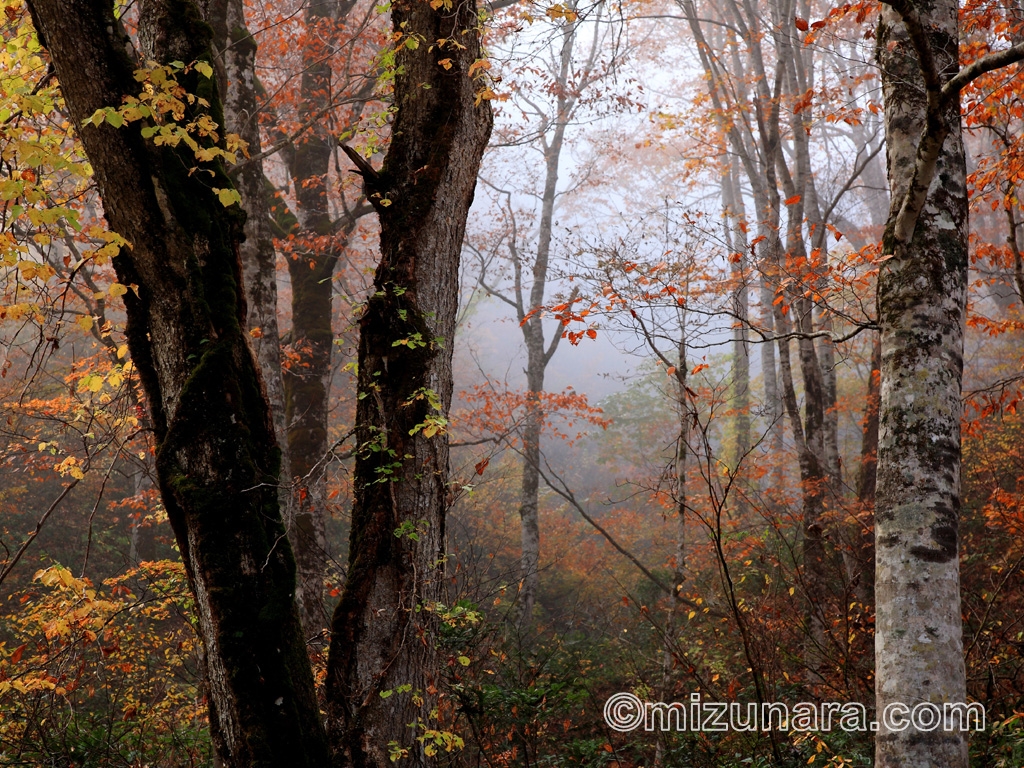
[105, 109, 124, 128]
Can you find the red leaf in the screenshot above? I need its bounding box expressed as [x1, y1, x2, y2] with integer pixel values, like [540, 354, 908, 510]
[794, 16, 809, 30]
[10, 644, 26, 664]
[474, 457, 490, 475]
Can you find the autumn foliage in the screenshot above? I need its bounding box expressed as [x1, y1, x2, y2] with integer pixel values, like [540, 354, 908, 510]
[3, 0, 1024, 765]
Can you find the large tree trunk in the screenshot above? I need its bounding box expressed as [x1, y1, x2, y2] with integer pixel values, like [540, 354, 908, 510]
[875, 0, 968, 764]
[323, 0, 492, 763]
[25, 2, 330, 766]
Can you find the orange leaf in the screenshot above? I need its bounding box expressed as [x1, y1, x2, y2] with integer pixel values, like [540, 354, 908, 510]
[10, 644, 26, 663]
[586, 329, 597, 339]
[475, 457, 490, 475]
[785, 194, 802, 205]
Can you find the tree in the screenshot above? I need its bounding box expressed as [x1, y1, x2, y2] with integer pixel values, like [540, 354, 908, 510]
[271, 0, 376, 637]
[24, 0, 492, 765]
[24, 2, 329, 763]
[322, 0, 493, 760]
[469, 0, 618, 628]
[874, 0, 1024, 764]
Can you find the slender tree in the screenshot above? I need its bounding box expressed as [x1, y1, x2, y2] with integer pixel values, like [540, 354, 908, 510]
[471, 2, 609, 628]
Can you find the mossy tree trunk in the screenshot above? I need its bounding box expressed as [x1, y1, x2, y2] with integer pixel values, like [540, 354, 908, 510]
[25, 1, 329, 766]
[875, 1, 968, 764]
[874, 0, 1024, 764]
[323, 0, 492, 764]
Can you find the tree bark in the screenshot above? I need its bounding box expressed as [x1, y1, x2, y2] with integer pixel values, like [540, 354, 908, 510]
[25, 2, 330, 765]
[875, 1, 968, 764]
[323, 0, 492, 763]
[206, 0, 287, 449]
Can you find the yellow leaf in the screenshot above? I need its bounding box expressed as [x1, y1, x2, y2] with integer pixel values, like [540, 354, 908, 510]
[214, 187, 242, 207]
[77, 315, 94, 332]
[195, 60, 214, 79]
[108, 282, 128, 298]
[116, 344, 128, 359]
[687, 611, 696, 620]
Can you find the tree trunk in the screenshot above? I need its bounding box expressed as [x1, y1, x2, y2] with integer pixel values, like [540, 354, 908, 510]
[722, 156, 750, 507]
[875, 1, 969, 764]
[25, 2, 330, 765]
[206, 0, 303, 642]
[279, 0, 349, 637]
[656, 332, 689, 767]
[512, 15, 584, 630]
[323, 0, 492, 762]
[852, 335, 880, 606]
[207, 0, 288, 451]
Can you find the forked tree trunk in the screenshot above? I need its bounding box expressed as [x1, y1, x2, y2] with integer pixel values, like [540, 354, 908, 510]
[25, 2, 330, 765]
[323, 0, 492, 762]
